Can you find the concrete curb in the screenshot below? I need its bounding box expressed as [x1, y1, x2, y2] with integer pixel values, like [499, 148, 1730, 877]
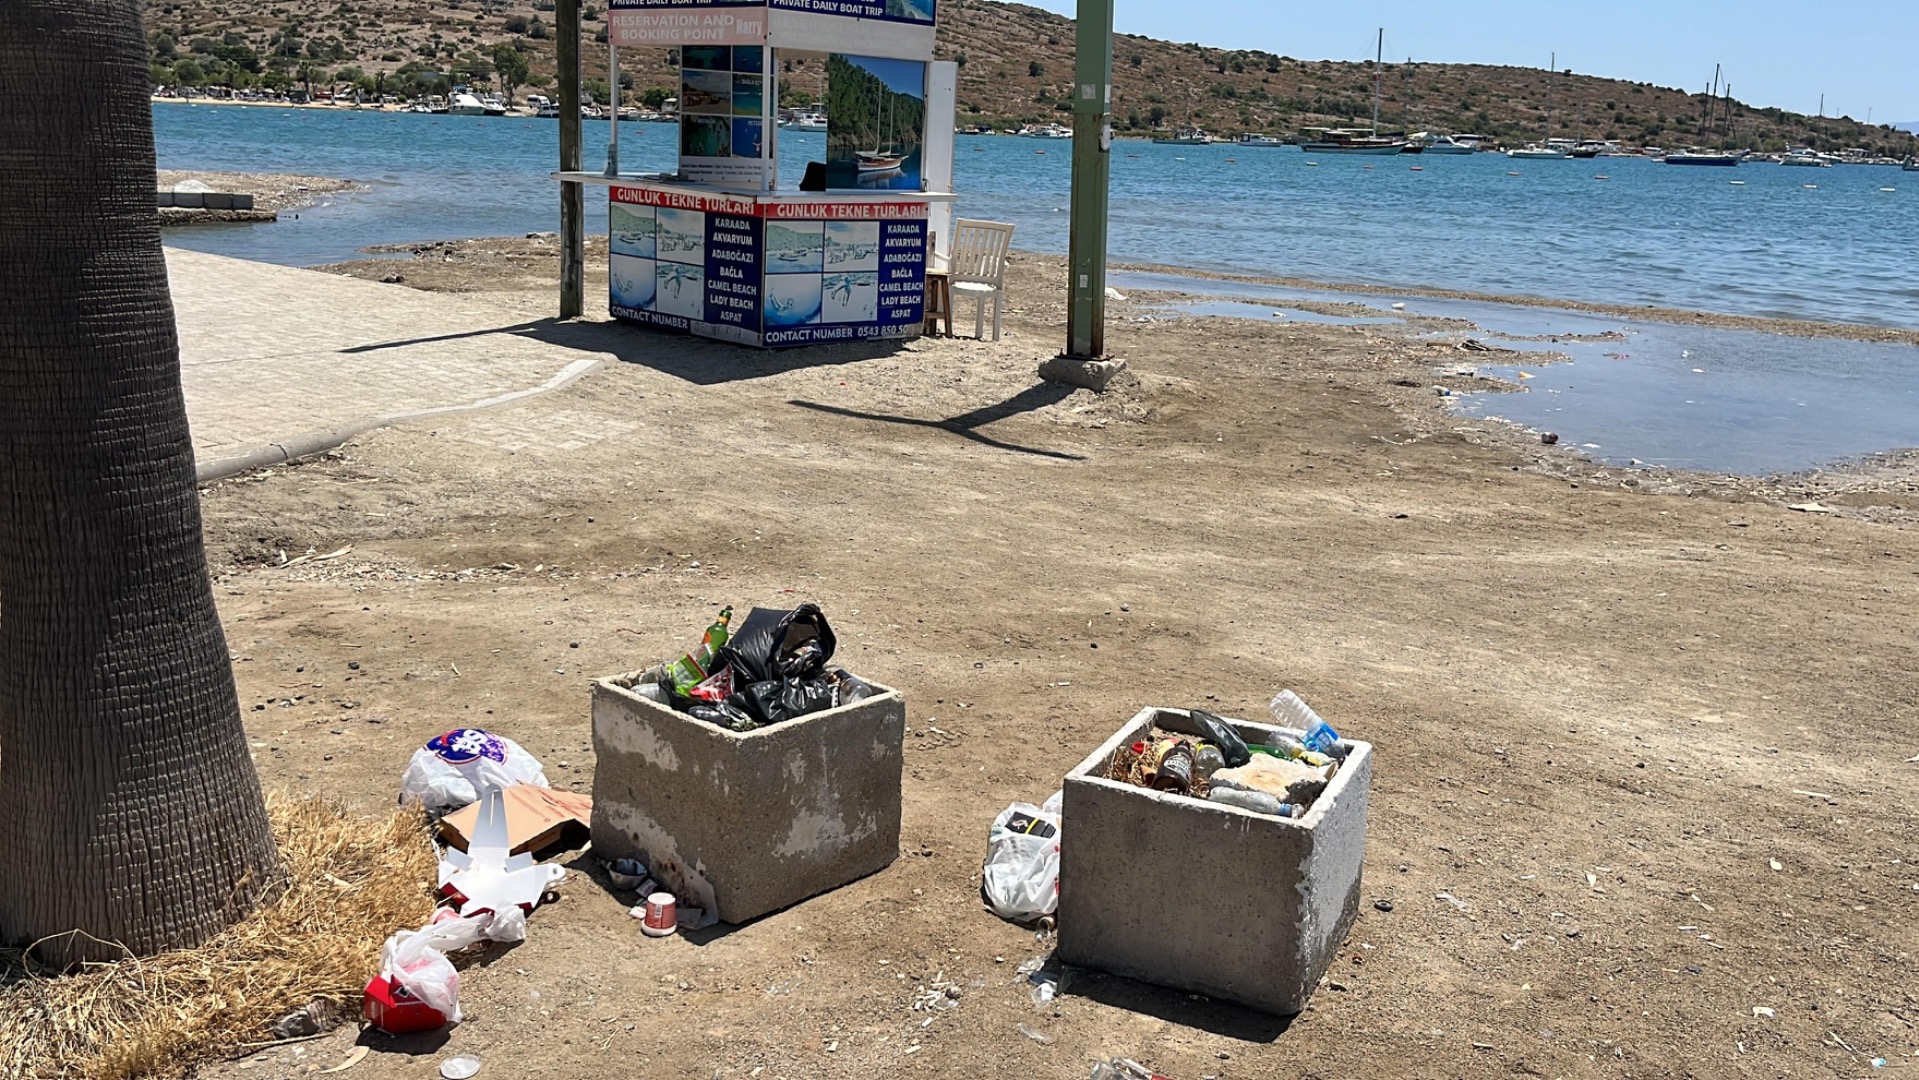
[193, 354, 603, 483]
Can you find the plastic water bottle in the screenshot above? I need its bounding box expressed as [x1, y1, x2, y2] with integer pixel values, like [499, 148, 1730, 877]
[1208, 787, 1296, 817]
[1268, 689, 1341, 754]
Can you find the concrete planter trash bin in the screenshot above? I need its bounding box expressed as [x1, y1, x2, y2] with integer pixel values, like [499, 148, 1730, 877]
[589, 675, 905, 925]
[1057, 706, 1372, 1016]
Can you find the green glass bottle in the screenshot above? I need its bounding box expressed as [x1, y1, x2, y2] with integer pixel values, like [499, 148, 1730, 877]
[667, 606, 733, 694]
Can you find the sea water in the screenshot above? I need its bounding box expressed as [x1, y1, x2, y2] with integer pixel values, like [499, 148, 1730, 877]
[153, 104, 1919, 329]
[1111, 269, 1919, 475]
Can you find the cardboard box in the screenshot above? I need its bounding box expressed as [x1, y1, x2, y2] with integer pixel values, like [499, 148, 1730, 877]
[438, 784, 593, 858]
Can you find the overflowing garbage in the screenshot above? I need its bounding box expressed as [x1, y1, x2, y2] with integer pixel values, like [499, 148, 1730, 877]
[371, 731, 581, 1035]
[621, 603, 876, 732]
[1107, 692, 1346, 818]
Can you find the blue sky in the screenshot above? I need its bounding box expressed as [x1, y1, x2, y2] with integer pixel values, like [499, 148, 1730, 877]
[1020, 0, 1919, 124]
[849, 54, 927, 98]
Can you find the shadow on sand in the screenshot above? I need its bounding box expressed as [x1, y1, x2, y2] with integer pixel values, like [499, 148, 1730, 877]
[336, 316, 1086, 459]
[340, 317, 923, 387]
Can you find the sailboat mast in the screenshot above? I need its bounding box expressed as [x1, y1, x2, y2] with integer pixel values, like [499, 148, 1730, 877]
[1707, 63, 1721, 137]
[1372, 28, 1383, 135]
[1543, 52, 1555, 143]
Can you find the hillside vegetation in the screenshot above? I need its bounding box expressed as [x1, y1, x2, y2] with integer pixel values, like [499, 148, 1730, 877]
[141, 0, 1915, 155]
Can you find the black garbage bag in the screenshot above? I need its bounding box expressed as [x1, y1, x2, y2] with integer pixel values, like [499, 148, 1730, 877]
[1188, 708, 1253, 768]
[730, 676, 839, 727]
[718, 603, 836, 684]
[687, 700, 760, 733]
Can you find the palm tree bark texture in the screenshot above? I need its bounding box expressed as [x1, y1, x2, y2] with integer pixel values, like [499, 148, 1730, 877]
[0, 0, 279, 962]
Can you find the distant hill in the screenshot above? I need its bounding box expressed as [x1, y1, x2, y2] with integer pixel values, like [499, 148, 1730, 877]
[140, 0, 1915, 155]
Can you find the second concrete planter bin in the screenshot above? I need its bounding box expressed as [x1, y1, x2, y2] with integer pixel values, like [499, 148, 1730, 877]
[1056, 706, 1372, 1015]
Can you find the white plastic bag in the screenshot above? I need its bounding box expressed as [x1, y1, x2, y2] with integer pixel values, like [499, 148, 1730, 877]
[398, 728, 549, 812]
[982, 791, 1062, 922]
[378, 909, 525, 1022]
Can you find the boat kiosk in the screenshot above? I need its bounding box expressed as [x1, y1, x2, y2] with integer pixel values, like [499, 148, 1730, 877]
[558, 0, 958, 348]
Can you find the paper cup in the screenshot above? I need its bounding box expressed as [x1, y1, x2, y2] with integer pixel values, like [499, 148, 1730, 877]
[641, 891, 678, 937]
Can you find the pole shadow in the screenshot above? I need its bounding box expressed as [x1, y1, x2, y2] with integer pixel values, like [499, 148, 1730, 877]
[788, 383, 1088, 461]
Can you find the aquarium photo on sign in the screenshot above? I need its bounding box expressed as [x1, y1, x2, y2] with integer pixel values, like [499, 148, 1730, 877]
[825, 55, 927, 192]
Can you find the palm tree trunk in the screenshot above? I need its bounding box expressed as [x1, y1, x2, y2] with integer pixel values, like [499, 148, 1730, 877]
[0, 0, 279, 963]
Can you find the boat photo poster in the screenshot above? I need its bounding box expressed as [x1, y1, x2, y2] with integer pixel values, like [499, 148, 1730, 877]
[825, 54, 926, 192]
[679, 44, 770, 188]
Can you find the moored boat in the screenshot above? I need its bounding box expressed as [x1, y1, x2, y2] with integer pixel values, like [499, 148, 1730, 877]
[1779, 147, 1833, 167]
[1507, 145, 1568, 159]
[1235, 132, 1286, 147]
[1665, 149, 1742, 166]
[1300, 127, 1407, 154]
[1420, 133, 1479, 154]
[1300, 29, 1407, 155]
[1153, 127, 1213, 145]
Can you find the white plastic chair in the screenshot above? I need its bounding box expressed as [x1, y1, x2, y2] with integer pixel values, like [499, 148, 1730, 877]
[948, 219, 1015, 341]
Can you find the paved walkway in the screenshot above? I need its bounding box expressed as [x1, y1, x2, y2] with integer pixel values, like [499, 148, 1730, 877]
[168, 249, 601, 479]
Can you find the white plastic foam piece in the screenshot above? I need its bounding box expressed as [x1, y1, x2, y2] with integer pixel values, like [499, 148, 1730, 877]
[437, 785, 564, 914]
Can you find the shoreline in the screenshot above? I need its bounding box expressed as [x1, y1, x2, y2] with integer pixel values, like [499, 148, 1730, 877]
[157, 169, 365, 217]
[181, 190, 1919, 342]
[292, 233, 1919, 521]
[1107, 258, 1919, 346]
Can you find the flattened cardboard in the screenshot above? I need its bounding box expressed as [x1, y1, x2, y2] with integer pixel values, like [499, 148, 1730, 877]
[439, 785, 594, 858]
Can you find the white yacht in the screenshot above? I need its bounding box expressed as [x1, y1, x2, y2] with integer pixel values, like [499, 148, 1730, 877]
[1779, 147, 1834, 167]
[789, 111, 828, 132]
[1421, 134, 1479, 155]
[447, 91, 487, 117]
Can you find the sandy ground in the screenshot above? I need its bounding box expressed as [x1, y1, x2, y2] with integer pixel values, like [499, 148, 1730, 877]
[180, 241, 1919, 1080]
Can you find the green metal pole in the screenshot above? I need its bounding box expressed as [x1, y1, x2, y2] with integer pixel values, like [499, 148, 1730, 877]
[1065, 0, 1114, 359]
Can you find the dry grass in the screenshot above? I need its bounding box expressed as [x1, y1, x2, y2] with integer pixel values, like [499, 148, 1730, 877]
[0, 794, 438, 1080]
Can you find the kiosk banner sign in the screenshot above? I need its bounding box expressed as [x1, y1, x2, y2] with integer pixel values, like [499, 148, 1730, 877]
[609, 187, 926, 347]
[770, 0, 935, 25]
[609, 0, 765, 46]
